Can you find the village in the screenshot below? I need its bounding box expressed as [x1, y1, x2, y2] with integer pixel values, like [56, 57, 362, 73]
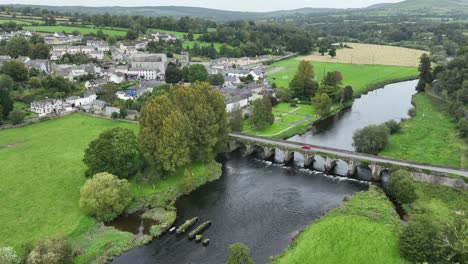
[0, 29, 274, 121]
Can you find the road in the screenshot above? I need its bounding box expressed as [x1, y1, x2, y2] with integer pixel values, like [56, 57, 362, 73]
[229, 133, 468, 177]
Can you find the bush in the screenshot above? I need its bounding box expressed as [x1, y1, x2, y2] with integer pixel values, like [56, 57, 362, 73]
[79, 172, 131, 222]
[8, 109, 25, 125]
[26, 236, 72, 264]
[408, 107, 416, 117]
[83, 127, 144, 179]
[0, 247, 21, 264]
[352, 124, 390, 155]
[387, 170, 417, 204]
[226, 243, 254, 264]
[457, 118, 468, 138]
[384, 120, 401, 134]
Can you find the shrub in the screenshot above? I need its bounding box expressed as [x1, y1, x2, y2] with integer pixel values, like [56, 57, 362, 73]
[387, 170, 417, 204]
[384, 120, 401, 134]
[290, 103, 297, 107]
[8, 109, 25, 125]
[457, 118, 468, 138]
[83, 127, 144, 179]
[408, 107, 416, 117]
[26, 236, 72, 264]
[0, 247, 21, 264]
[352, 124, 390, 155]
[226, 243, 254, 264]
[79, 172, 131, 222]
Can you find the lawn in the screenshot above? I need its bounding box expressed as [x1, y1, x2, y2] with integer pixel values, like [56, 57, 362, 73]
[274, 187, 406, 264]
[0, 114, 136, 252]
[267, 59, 418, 94]
[244, 122, 291, 137]
[148, 28, 201, 40]
[24, 25, 128, 36]
[0, 18, 35, 25]
[277, 114, 306, 123]
[183, 41, 225, 51]
[380, 93, 466, 168]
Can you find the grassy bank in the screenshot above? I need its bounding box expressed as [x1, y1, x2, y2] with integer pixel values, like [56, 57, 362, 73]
[381, 93, 466, 168]
[0, 113, 222, 262]
[273, 187, 406, 264]
[24, 25, 128, 36]
[267, 59, 418, 94]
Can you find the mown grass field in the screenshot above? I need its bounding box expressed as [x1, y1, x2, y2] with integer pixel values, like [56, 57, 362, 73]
[24, 25, 128, 36]
[301, 43, 426, 67]
[381, 93, 466, 168]
[0, 18, 36, 25]
[274, 187, 406, 264]
[183, 41, 224, 51]
[267, 59, 418, 93]
[148, 28, 201, 39]
[0, 114, 136, 253]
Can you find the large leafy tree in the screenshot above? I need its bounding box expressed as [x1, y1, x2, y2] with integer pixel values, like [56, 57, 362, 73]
[79, 172, 131, 222]
[387, 170, 417, 204]
[0, 60, 28, 82]
[352, 124, 390, 155]
[250, 96, 274, 130]
[165, 62, 182, 84]
[83, 128, 144, 179]
[26, 236, 72, 264]
[226, 243, 254, 264]
[187, 64, 209, 83]
[5, 36, 30, 58]
[312, 93, 332, 117]
[289, 60, 318, 100]
[416, 53, 433, 92]
[0, 88, 13, 119]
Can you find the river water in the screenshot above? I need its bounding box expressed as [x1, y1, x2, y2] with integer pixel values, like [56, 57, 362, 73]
[111, 80, 417, 264]
[289, 80, 418, 150]
[112, 156, 368, 264]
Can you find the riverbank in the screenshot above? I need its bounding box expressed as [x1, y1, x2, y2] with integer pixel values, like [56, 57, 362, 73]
[0, 113, 223, 263]
[381, 93, 467, 168]
[273, 186, 406, 264]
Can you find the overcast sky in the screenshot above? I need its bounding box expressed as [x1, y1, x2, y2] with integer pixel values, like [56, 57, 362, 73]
[0, 0, 404, 12]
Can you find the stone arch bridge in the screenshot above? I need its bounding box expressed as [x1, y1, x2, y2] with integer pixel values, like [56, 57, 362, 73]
[228, 133, 468, 188]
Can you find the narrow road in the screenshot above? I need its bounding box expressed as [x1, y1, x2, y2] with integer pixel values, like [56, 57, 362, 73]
[229, 132, 468, 177]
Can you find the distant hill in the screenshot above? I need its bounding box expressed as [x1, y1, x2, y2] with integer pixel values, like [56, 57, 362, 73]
[7, 5, 338, 21]
[367, 0, 468, 13]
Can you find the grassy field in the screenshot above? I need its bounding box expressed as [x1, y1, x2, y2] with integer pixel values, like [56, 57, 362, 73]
[24, 25, 128, 36]
[267, 59, 418, 93]
[381, 93, 466, 168]
[301, 43, 426, 67]
[0, 18, 36, 25]
[274, 187, 406, 264]
[183, 41, 225, 51]
[0, 114, 136, 252]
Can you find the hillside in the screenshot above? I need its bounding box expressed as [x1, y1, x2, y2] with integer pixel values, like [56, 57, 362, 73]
[368, 0, 468, 13]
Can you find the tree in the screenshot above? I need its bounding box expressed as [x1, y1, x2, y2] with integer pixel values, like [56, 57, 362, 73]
[316, 85, 341, 101]
[209, 73, 224, 86]
[341, 85, 353, 102]
[99, 83, 118, 103]
[250, 96, 274, 130]
[226, 243, 254, 264]
[399, 215, 445, 263]
[83, 128, 143, 179]
[181, 169, 193, 195]
[5, 36, 30, 58]
[319, 46, 328, 55]
[229, 108, 244, 132]
[352, 124, 390, 155]
[165, 62, 182, 84]
[0, 88, 13, 118]
[418, 53, 433, 86]
[119, 108, 128, 119]
[0, 247, 21, 264]
[1, 60, 28, 82]
[384, 120, 401, 134]
[321, 71, 343, 87]
[27, 236, 72, 264]
[312, 93, 332, 117]
[187, 64, 208, 83]
[0, 74, 17, 91]
[289, 60, 318, 100]
[8, 109, 25, 125]
[111, 112, 118, 119]
[458, 118, 468, 138]
[329, 47, 337, 58]
[387, 170, 416, 204]
[30, 43, 51, 59]
[79, 172, 131, 222]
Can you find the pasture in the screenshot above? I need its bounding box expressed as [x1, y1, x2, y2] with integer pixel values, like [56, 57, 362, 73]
[24, 25, 128, 36]
[266, 59, 418, 93]
[0, 114, 136, 252]
[302, 42, 427, 67]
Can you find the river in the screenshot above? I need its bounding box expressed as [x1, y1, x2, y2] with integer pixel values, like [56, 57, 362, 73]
[289, 80, 418, 150]
[111, 80, 417, 264]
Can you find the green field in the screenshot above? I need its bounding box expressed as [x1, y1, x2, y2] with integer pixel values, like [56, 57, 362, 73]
[24, 25, 128, 36]
[148, 28, 201, 40]
[0, 18, 36, 25]
[0, 114, 136, 252]
[274, 187, 406, 264]
[267, 59, 418, 94]
[381, 93, 466, 168]
[183, 41, 224, 51]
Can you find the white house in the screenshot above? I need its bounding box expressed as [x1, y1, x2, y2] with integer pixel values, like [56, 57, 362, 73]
[105, 106, 120, 116]
[65, 89, 97, 107]
[30, 99, 64, 116]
